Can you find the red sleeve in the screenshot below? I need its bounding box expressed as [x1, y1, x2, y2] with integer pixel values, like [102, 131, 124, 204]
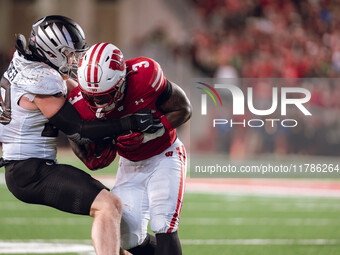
[127, 57, 167, 97]
[148, 58, 167, 95]
[67, 86, 96, 120]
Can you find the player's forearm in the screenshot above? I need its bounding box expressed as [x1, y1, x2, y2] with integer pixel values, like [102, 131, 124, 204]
[69, 138, 88, 163]
[157, 82, 192, 129]
[48, 100, 134, 144]
[162, 107, 191, 129]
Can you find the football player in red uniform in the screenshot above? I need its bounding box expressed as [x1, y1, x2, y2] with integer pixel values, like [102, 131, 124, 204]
[68, 43, 191, 255]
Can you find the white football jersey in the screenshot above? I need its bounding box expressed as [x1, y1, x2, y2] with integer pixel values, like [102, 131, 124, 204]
[0, 51, 67, 160]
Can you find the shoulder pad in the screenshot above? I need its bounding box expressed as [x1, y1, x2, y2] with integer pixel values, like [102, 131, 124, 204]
[10, 52, 66, 96]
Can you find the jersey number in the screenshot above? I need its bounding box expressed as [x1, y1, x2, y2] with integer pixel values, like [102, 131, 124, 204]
[0, 77, 11, 125]
[6, 62, 18, 82]
[132, 61, 149, 71]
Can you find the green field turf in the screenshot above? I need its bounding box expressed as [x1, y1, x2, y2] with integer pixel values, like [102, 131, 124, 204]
[1, 152, 340, 254]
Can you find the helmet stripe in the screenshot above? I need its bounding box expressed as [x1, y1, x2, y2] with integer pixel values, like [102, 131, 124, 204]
[87, 43, 101, 88]
[45, 25, 61, 45]
[51, 23, 68, 47]
[36, 27, 56, 53]
[94, 43, 109, 84]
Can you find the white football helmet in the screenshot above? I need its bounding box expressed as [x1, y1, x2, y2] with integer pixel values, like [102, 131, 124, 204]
[77, 43, 126, 117]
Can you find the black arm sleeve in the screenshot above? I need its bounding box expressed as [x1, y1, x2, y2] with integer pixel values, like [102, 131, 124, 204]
[49, 101, 132, 143]
[156, 79, 173, 107]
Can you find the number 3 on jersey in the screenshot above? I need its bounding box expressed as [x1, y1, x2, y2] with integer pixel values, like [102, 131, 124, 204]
[130, 58, 165, 92]
[132, 61, 149, 71]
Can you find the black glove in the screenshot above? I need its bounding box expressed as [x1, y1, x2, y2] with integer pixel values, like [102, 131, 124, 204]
[129, 109, 164, 134]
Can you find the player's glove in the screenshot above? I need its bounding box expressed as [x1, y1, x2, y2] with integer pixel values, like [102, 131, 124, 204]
[116, 132, 144, 152]
[85, 142, 117, 170]
[116, 127, 166, 152]
[128, 109, 164, 133]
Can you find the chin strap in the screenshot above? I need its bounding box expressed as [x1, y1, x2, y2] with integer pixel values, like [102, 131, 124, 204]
[95, 102, 117, 119]
[95, 108, 105, 119]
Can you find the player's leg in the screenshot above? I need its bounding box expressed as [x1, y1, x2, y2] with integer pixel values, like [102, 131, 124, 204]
[4, 158, 122, 255]
[127, 233, 157, 255]
[111, 157, 151, 252]
[155, 232, 181, 255]
[148, 140, 187, 255]
[90, 189, 122, 255]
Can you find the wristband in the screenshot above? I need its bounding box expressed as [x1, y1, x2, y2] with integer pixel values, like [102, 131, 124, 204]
[120, 116, 133, 131]
[159, 115, 174, 132]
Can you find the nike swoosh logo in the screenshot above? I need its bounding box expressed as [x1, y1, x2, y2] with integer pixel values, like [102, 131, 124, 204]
[140, 119, 149, 124]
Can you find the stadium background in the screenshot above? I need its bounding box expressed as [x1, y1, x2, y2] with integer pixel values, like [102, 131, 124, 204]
[1, 0, 340, 254]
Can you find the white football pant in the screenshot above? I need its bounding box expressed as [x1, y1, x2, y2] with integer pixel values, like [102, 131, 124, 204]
[111, 138, 187, 250]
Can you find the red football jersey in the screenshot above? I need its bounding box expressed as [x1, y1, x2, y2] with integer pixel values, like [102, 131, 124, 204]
[68, 57, 176, 161]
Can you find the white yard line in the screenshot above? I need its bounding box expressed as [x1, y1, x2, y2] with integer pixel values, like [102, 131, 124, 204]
[0, 217, 90, 225]
[0, 238, 339, 253]
[184, 201, 340, 212]
[0, 240, 94, 254]
[181, 239, 340, 245]
[182, 217, 340, 226]
[1, 217, 339, 226]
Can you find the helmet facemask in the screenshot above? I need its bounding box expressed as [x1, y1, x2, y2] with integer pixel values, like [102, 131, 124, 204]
[81, 78, 126, 118]
[58, 46, 87, 79]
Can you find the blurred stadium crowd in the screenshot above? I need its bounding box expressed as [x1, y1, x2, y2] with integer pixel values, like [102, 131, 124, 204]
[186, 0, 340, 157]
[189, 0, 340, 78]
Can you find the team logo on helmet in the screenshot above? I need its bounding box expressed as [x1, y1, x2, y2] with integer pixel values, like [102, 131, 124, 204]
[78, 43, 127, 118]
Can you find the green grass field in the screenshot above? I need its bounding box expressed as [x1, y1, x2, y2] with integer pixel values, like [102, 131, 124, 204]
[1, 151, 340, 254]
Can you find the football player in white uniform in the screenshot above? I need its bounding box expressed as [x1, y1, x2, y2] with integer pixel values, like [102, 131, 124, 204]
[70, 43, 192, 255]
[0, 16, 160, 255]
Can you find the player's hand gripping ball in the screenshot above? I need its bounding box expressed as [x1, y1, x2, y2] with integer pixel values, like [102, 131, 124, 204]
[85, 140, 117, 170]
[116, 131, 144, 152]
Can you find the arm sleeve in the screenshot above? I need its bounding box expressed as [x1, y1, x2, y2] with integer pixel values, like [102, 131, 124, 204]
[49, 100, 132, 144]
[156, 79, 173, 107]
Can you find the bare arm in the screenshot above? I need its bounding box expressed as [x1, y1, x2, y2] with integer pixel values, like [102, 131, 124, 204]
[33, 94, 66, 118]
[65, 78, 78, 94]
[157, 81, 192, 129]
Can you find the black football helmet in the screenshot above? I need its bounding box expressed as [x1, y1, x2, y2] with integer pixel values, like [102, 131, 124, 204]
[27, 15, 88, 78]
